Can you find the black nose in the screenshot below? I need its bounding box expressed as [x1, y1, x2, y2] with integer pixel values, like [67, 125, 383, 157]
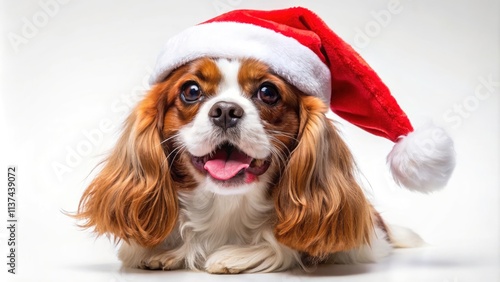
[209, 101, 244, 130]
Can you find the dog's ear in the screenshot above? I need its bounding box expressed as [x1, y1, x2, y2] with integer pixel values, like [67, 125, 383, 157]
[75, 84, 177, 247]
[274, 96, 373, 257]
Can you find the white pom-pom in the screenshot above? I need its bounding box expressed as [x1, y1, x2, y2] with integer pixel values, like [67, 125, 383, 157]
[387, 124, 456, 193]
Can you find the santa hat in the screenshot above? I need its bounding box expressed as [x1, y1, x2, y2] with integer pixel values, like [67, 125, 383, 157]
[149, 7, 455, 192]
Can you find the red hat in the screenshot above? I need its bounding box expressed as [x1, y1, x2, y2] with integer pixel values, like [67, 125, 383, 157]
[150, 7, 455, 192]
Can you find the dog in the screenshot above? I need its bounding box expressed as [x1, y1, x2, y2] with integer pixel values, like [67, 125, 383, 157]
[75, 6, 456, 274]
[75, 57, 422, 273]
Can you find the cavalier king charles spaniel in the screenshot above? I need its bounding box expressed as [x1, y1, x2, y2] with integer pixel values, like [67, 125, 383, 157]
[75, 57, 421, 273]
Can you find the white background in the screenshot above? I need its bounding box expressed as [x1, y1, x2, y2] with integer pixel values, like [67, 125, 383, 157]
[0, 0, 499, 281]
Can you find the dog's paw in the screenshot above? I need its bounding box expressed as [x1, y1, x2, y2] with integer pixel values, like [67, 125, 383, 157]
[204, 245, 296, 274]
[140, 252, 183, 270]
[204, 247, 256, 274]
[205, 261, 246, 274]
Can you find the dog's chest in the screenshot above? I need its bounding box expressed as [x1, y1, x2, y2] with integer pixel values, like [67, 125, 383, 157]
[177, 185, 274, 247]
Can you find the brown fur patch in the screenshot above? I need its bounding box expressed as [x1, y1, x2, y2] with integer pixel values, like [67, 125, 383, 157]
[273, 96, 373, 257]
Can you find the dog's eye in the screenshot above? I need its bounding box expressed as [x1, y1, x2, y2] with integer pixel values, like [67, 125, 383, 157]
[256, 83, 280, 105]
[180, 81, 203, 103]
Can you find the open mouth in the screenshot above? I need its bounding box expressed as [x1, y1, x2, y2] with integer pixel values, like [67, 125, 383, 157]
[191, 143, 270, 185]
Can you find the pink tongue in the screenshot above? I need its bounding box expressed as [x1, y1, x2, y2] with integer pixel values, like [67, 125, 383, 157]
[204, 148, 253, 181]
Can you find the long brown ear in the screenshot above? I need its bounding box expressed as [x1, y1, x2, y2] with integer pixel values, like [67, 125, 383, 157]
[274, 96, 373, 257]
[74, 85, 177, 247]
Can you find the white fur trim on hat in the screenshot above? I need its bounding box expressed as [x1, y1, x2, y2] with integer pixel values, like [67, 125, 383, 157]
[387, 124, 456, 193]
[149, 21, 332, 103]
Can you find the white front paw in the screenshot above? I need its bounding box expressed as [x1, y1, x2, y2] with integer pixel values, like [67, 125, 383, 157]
[204, 245, 297, 274]
[140, 252, 183, 270]
[205, 253, 248, 274]
[205, 261, 246, 274]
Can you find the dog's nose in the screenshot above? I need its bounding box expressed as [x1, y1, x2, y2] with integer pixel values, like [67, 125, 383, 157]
[209, 101, 244, 130]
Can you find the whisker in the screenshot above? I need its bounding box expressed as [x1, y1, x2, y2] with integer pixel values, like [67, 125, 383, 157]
[269, 135, 293, 155]
[166, 144, 185, 162]
[268, 136, 291, 173]
[160, 132, 182, 146]
[161, 144, 188, 171]
[172, 150, 186, 170]
[267, 129, 299, 143]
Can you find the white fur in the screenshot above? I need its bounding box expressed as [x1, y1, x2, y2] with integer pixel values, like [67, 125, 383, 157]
[325, 226, 424, 264]
[387, 225, 425, 248]
[387, 124, 456, 193]
[149, 22, 332, 104]
[329, 227, 392, 264]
